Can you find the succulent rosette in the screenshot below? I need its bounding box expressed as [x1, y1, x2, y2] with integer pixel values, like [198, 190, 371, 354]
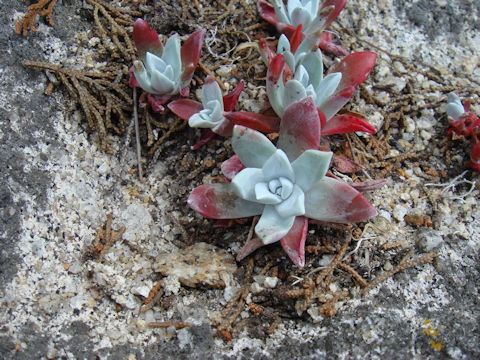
[446, 93, 480, 172]
[259, 25, 319, 71]
[188, 97, 377, 266]
[257, 0, 348, 56]
[168, 76, 279, 149]
[446, 93, 465, 122]
[267, 50, 377, 136]
[130, 19, 205, 111]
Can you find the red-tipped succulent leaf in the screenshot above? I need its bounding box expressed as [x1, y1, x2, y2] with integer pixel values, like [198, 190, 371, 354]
[188, 184, 263, 219]
[225, 112, 280, 134]
[280, 216, 308, 267]
[237, 237, 265, 262]
[332, 154, 363, 174]
[277, 97, 321, 160]
[180, 29, 206, 84]
[268, 53, 286, 84]
[328, 51, 378, 91]
[133, 18, 163, 58]
[321, 113, 377, 136]
[320, 0, 348, 29]
[319, 32, 348, 56]
[191, 130, 217, 150]
[304, 177, 377, 223]
[290, 24, 303, 53]
[223, 81, 245, 112]
[168, 99, 203, 120]
[221, 155, 245, 181]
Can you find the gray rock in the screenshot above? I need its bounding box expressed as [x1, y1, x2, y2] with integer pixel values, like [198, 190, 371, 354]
[417, 229, 444, 252]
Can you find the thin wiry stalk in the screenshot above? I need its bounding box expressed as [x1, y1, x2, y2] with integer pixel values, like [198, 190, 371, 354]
[133, 87, 143, 180]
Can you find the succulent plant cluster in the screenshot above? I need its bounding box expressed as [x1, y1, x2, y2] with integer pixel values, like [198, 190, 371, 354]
[130, 1, 384, 266]
[130, 19, 205, 112]
[446, 93, 480, 172]
[257, 0, 349, 55]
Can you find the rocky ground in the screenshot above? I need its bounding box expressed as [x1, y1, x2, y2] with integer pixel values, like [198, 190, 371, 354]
[0, 0, 479, 359]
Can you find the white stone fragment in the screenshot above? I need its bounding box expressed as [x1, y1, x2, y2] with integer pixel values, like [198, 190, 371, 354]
[154, 243, 237, 289]
[393, 205, 408, 222]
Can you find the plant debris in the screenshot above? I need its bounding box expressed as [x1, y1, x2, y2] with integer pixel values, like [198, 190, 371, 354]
[15, 0, 58, 36]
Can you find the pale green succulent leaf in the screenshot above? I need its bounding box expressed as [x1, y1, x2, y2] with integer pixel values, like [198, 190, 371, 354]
[133, 60, 155, 94]
[202, 79, 224, 107]
[262, 150, 295, 182]
[188, 110, 216, 129]
[255, 205, 296, 244]
[150, 69, 176, 94]
[162, 34, 181, 78]
[283, 52, 296, 71]
[283, 80, 308, 109]
[204, 100, 223, 122]
[275, 185, 305, 218]
[277, 34, 291, 53]
[291, 7, 312, 27]
[294, 65, 310, 87]
[232, 168, 265, 202]
[300, 50, 323, 89]
[446, 93, 464, 120]
[145, 52, 167, 72]
[267, 72, 286, 117]
[287, 0, 302, 19]
[315, 72, 342, 108]
[273, 0, 289, 23]
[310, 0, 320, 15]
[232, 126, 277, 168]
[291, 150, 332, 191]
[279, 177, 294, 199]
[163, 64, 174, 81]
[254, 183, 282, 205]
[447, 103, 465, 120]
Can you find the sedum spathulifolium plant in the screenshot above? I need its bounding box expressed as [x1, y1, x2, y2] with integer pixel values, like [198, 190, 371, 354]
[257, 0, 348, 55]
[188, 98, 377, 267]
[264, 32, 377, 137]
[130, 19, 205, 112]
[168, 76, 279, 149]
[446, 93, 480, 172]
[127, 4, 382, 266]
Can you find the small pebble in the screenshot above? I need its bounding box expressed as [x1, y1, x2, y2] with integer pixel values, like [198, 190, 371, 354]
[417, 230, 443, 252]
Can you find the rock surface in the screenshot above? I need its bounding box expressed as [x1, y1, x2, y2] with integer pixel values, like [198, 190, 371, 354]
[0, 0, 479, 359]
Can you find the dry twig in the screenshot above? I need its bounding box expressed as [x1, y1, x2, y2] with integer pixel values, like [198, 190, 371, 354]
[16, 0, 58, 37]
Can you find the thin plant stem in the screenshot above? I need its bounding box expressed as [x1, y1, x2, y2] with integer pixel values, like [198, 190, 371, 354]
[133, 87, 143, 180]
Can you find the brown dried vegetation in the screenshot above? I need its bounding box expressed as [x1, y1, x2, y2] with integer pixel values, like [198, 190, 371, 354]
[16, 0, 58, 36]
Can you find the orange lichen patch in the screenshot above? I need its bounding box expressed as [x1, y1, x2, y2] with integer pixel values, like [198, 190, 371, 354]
[15, 0, 58, 37]
[404, 214, 433, 228]
[248, 303, 265, 316]
[217, 328, 233, 342]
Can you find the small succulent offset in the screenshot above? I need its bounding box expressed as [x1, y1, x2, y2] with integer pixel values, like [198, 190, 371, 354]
[188, 97, 377, 267]
[168, 76, 279, 148]
[130, 19, 205, 111]
[257, 0, 348, 55]
[260, 25, 317, 71]
[446, 93, 480, 172]
[266, 46, 377, 136]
